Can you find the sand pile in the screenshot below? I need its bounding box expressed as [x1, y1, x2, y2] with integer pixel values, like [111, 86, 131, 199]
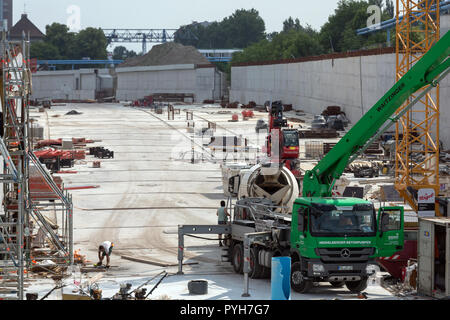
[118, 42, 210, 67]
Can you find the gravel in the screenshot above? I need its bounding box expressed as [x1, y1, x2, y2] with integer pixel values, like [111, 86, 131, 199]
[118, 42, 210, 67]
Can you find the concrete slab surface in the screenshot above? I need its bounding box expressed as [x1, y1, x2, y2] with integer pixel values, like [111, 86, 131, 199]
[24, 102, 402, 300]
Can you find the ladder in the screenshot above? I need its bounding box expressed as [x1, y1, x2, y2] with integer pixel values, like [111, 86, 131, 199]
[0, 34, 73, 300]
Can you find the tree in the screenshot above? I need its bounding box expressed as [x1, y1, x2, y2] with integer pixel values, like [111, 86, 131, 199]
[221, 9, 266, 48]
[283, 17, 302, 32]
[175, 9, 265, 49]
[30, 24, 109, 68]
[319, 0, 392, 53]
[30, 41, 61, 60]
[112, 46, 137, 60]
[44, 23, 76, 59]
[73, 27, 108, 60]
[174, 23, 203, 47]
[232, 22, 323, 64]
[385, 0, 395, 18]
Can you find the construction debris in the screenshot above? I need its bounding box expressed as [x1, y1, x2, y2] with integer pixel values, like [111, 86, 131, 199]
[65, 110, 83, 115]
[73, 250, 88, 266]
[89, 147, 114, 159]
[299, 129, 339, 139]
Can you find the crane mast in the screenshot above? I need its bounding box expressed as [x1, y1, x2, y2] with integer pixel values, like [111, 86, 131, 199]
[302, 31, 450, 198]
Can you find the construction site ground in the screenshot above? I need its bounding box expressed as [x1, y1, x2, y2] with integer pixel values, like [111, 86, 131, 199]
[24, 102, 410, 300]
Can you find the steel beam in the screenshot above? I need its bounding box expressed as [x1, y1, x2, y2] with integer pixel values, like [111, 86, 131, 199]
[177, 225, 231, 275]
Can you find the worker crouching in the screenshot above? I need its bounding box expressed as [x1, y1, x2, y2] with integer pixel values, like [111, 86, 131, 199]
[96, 241, 114, 268]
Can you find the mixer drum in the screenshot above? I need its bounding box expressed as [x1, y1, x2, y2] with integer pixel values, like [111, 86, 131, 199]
[238, 163, 299, 213]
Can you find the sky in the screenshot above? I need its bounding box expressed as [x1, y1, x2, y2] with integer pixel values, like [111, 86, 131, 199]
[13, 0, 341, 53]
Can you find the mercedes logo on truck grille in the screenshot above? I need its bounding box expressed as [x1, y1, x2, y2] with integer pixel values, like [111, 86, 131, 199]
[341, 248, 351, 258]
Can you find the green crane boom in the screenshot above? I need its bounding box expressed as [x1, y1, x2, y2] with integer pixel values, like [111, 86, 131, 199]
[302, 31, 450, 198]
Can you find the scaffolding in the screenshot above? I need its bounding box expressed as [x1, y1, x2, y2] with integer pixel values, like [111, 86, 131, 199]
[395, 0, 441, 213]
[0, 33, 73, 300]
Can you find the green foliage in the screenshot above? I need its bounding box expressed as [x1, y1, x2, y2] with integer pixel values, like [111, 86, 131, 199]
[30, 23, 108, 64]
[283, 17, 303, 33]
[385, 0, 394, 18]
[30, 41, 61, 60]
[175, 8, 265, 49]
[32, 0, 401, 69]
[232, 21, 323, 64]
[232, 0, 396, 64]
[112, 46, 137, 60]
[73, 27, 108, 60]
[44, 23, 76, 59]
[320, 0, 392, 53]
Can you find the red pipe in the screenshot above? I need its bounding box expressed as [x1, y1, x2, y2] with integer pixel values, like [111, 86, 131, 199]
[64, 185, 100, 190]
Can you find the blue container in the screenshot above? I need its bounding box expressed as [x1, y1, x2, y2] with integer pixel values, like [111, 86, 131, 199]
[271, 257, 291, 300]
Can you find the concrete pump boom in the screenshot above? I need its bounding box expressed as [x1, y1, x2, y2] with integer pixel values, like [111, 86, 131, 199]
[303, 31, 450, 198]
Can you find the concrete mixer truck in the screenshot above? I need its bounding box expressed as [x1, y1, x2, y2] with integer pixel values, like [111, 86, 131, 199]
[178, 31, 450, 294]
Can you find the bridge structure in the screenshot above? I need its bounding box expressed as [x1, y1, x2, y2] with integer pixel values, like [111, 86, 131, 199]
[102, 29, 178, 54]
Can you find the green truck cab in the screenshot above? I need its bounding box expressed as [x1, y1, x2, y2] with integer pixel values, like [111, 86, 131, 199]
[290, 197, 404, 293]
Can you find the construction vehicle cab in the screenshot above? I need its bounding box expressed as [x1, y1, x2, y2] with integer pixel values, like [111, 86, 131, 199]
[266, 101, 301, 179]
[179, 31, 449, 296]
[290, 198, 404, 292]
[288, 31, 450, 292]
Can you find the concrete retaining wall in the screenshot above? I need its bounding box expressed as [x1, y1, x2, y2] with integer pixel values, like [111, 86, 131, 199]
[32, 64, 225, 103]
[231, 52, 396, 124]
[115, 64, 223, 102]
[31, 69, 112, 100]
[230, 22, 450, 147]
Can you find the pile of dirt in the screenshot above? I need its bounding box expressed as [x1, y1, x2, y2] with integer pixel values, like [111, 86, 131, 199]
[118, 42, 210, 68]
[65, 110, 83, 115]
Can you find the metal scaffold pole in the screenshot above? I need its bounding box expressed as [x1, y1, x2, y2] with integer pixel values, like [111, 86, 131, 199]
[0, 31, 74, 300]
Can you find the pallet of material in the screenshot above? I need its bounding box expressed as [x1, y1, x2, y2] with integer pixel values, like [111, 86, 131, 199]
[288, 117, 305, 123]
[324, 143, 337, 155]
[322, 106, 346, 117]
[299, 129, 339, 139]
[152, 93, 194, 102]
[29, 175, 63, 200]
[62, 293, 92, 300]
[363, 143, 384, 154]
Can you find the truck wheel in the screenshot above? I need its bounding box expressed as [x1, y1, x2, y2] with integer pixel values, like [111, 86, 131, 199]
[232, 243, 244, 274]
[329, 281, 345, 288]
[345, 278, 368, 293]
[261, 266, 271, 279]
[291, 262, 312, 293]
[249, 247, 264, 279]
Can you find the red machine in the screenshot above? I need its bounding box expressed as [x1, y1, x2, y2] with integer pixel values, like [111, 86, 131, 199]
[266, 101, 301, 180]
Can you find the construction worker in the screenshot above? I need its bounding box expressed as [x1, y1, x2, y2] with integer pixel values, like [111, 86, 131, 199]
[96, 241, 114, 268]
[217, 201, 230, 247]
[338, 216, 353, 227]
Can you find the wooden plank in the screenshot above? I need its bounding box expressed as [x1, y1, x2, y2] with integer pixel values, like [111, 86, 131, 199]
[62, 293, 92, 301]
[80, 268, 105, 273]
[82, 273, 104, 287]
